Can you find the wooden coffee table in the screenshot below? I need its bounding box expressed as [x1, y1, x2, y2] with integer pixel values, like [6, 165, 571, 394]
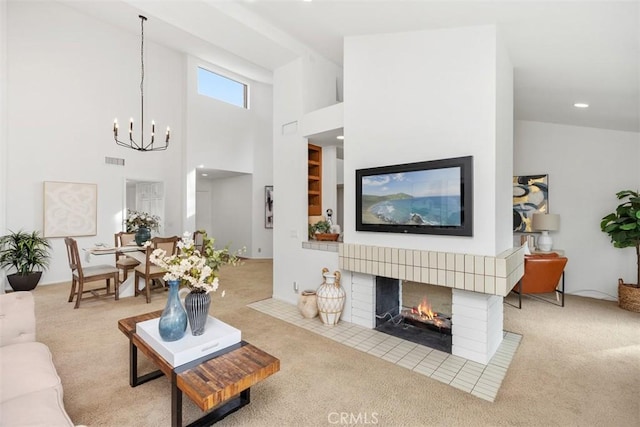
[118, 311, 280, 427]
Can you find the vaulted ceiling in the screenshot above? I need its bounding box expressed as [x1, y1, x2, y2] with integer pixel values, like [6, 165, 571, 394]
[60, 1, 639, 133]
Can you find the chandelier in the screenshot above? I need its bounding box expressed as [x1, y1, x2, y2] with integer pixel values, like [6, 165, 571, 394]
[113, 15, 170, 151]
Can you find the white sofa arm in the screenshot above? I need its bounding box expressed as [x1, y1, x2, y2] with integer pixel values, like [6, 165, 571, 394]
[0, 291, 36, 347]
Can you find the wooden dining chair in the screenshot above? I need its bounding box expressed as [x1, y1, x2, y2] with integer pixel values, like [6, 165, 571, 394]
[114, 231, 140, 283]
[193, 230, 206, 253]
[134, 236, 180, 303]
[64, 237, 120, 309]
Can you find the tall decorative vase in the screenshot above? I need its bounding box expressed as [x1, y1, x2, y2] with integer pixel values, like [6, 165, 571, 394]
[135, 226, 151, 246]
[158, 280, 187, 342]
[316, 268, 345, 326]
[185, 290, 211, 336]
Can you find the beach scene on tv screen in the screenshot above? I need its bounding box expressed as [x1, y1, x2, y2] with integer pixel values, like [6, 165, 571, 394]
[362, 167, 462, 226]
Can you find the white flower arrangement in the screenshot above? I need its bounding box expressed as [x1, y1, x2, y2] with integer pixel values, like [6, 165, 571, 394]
[125, 209, 161, 232]
[149, 232, 242, 294]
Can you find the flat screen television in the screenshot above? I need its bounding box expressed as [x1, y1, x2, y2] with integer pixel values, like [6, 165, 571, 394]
[356, 156, 473, 236]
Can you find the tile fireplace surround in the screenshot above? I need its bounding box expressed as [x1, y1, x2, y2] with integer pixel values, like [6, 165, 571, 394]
[338, 243, 525, 364]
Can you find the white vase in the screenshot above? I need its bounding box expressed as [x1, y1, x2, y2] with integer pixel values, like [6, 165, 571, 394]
[316, 268, 345, 326]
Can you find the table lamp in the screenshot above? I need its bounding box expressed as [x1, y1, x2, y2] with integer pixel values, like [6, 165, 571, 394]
[532, 213, 560, 252]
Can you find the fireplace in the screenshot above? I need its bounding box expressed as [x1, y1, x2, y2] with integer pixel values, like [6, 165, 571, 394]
[339, 243, 525, 364]
[375, 277, 452, 353]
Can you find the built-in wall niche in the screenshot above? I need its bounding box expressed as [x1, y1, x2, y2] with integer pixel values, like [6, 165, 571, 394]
[124, 179, 165, 234]
[306, 130, 344, 232]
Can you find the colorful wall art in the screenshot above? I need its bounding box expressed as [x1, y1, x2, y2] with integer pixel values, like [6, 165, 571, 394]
[513, 175, 548, 232]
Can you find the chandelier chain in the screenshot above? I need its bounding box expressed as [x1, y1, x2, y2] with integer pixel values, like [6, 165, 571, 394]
[140, 15, 144, 134]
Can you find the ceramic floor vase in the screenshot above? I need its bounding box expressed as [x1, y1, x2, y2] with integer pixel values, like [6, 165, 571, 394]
[316, 269, 345, 326]
[298, 290, 318, 318]
[158, 280, 187, 341]
[185, 290, 211, 335]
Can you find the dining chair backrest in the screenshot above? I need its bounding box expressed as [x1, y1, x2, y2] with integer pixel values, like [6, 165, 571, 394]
[142, 236, 180, 268]
[152, 236, 180, 256]
[64, 237, 83, 278]
[114, 231, 137, 261]
[135, 236, 180, 303]
[115, 231, 137, 247]
[193, 230, 206, 253]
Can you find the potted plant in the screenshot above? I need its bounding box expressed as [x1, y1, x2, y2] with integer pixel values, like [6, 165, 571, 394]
[308, 220, 339, 241]
[600, 190, 640, 312]
[0, 230, 52, 291]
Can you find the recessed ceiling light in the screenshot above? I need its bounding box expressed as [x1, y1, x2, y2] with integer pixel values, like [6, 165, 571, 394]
[573, 103, 589, 108]
[201, 173, 208, 177]
[197, 164, 205, 168]
[336, 135, 344, 140]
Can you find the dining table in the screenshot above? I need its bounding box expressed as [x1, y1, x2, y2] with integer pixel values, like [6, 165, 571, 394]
[84, 243, 147, 298]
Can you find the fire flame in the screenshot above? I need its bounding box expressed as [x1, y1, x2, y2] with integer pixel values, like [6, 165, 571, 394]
[412, 297, 436, 320]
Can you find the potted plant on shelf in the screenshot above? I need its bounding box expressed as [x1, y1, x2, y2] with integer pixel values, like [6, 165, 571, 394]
[600, 189, 640, 312]
[308, 220, 339, 241]
[125, 209, 161, 246]
[0, 230, 51, 291]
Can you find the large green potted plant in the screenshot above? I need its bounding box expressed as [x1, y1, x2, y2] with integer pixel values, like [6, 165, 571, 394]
[0, 230, 51, 291]
[600, 190, 640, 312]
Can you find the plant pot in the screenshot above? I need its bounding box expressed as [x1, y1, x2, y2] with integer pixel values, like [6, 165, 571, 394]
[7, 272, 43, 291]
[618, 279, 640, 313]
[315, 233, 339, 241]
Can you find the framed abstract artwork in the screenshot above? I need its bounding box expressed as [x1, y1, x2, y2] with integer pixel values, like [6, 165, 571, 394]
[513, 175, 548, 232]
[44, 181, 97, 237]
[265, 185, 273, 229]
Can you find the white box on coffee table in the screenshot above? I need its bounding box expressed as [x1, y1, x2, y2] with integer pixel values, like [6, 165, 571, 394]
[136, 316, 241, 367]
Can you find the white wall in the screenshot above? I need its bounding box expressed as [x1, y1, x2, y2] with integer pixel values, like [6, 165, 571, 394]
[272, 57, 343, 307]
[494, 30, 515, 252]
[208, 175, 252, 255]
[5, 1, 184, 285]
[343, 25, 513, 257]
[514, 120, 640, 300]
[0, 0, 7, 291]
[186, 56, 274, 258]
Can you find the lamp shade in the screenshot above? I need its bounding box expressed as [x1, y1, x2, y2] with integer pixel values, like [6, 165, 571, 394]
[532, 213, 560, 231]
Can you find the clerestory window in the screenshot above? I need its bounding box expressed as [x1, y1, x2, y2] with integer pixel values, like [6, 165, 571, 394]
[197, 67, 248, 109]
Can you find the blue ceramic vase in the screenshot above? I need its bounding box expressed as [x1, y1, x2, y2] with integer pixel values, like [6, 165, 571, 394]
[158, 280, 187, 342]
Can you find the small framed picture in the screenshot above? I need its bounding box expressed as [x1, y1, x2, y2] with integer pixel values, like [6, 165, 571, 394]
[265, 185, 273, 229]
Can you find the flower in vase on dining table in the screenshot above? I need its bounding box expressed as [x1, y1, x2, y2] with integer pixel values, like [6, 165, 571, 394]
[125, 209, 160, 232]
[148, 232, 244, 336]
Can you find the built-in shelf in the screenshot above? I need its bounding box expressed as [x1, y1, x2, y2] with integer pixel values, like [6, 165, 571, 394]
[308, 143, 322, 216]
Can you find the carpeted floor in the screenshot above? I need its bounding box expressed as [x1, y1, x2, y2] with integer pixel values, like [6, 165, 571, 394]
[30, 259, 640, 426]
